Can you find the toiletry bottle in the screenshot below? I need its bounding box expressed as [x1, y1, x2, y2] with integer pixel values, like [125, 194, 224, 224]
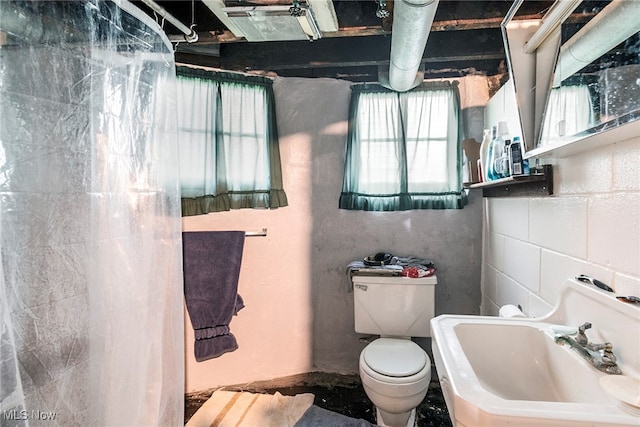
[501, 139, 511, 178]
[521, 138, 530, 176]
[509, 136, 525, 176]
[478, 129, 490, 182]
[486, 125, 498, 180]
[494, 121, 509, 179]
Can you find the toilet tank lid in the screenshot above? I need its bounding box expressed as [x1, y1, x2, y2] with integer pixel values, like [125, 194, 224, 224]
[351, 275, 437, 285]
[363, 338, 427, 377]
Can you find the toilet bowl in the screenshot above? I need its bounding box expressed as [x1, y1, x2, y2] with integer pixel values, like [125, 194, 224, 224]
[359, 338, 431, 427]
[351, 274, 437, 427]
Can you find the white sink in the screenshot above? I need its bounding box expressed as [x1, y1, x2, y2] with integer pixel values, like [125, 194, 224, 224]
[431, 278, 640, 427]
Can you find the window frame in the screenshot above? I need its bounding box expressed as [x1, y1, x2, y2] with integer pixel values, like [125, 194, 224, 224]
[176, 67, 288, 216]
[339, 81, 467, 211]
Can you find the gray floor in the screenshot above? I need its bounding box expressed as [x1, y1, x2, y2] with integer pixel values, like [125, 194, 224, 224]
[184, 372, 453, 426]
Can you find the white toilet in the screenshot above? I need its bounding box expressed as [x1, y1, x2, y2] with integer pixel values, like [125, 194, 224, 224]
[352, 274, 437, 427]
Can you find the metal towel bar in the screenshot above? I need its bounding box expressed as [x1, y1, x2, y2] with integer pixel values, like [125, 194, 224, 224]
[245, 228, 268, 237]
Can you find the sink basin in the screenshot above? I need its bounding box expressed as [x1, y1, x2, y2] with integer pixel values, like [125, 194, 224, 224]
[431, 278, 640, 427]
[456, 321, 609, 403]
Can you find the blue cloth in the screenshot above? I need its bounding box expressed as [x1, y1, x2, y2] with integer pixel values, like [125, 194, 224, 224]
[295, 406, 375, 427]
[183, 231, 245, 361]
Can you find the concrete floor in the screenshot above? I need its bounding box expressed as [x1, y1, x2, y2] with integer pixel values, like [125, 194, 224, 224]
[185, 372, 453, 426]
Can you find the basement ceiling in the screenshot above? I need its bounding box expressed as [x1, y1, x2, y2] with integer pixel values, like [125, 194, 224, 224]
[134, 0, 557, 82]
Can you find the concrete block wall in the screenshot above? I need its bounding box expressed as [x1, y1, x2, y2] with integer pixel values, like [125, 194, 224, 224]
[481, 135, 640, 317]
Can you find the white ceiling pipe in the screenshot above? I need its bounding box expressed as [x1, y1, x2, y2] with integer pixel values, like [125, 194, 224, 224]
[553, 0, 640, 87]
[388, 0, 439, 92]
[141, 0, 198, 43]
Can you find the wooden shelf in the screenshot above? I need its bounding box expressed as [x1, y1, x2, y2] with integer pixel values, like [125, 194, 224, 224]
[465, 165, 553, 197]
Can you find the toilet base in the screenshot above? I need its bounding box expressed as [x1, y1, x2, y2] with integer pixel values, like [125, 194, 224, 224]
[376, 407, 416, 427]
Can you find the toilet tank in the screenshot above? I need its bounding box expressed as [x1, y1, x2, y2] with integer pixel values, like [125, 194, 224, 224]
[352, 275, 437, 337]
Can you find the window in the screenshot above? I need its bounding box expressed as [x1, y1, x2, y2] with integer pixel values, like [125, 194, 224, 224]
[339, 81, 467, 211]
[176, 67, 288, 216]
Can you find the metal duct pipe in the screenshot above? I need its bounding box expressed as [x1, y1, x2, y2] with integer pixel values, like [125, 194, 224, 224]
[388, 0, 439, 92]
[553, 0, 639, 87]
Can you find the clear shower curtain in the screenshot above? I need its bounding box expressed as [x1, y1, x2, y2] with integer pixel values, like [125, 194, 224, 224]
[0, 1, 184, 425]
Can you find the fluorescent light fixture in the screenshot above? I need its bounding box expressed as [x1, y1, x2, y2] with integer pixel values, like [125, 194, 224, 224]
[307, 0, 339, 32]
[223, 5, 322, 41]
[523, 0, 582, 54]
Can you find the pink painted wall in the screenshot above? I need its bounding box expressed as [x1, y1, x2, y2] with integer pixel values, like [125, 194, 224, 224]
[183, 76, 486, 392]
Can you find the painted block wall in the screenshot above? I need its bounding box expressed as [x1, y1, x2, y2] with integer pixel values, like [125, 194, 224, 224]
[182, 76, 485, 392]
[481, 134, 640, 317]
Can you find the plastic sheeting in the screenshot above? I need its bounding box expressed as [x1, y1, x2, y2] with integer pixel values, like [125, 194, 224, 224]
[0, 1, 184, 425]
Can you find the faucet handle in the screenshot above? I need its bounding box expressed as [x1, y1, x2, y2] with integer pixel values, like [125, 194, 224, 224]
[578, 322, 592, 332]
[602, 343, 618, 365]
[576, 322, 592, 346]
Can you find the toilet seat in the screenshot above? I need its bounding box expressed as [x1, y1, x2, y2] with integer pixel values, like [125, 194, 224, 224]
[362, 338, 427, 377]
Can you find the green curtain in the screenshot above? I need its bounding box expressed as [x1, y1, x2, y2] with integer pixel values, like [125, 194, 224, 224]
[176, 67, 287, 216]
[339, 81, 467, 211]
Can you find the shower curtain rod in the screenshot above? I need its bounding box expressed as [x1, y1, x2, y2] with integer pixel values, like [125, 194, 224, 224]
[140, 0, 198, 43]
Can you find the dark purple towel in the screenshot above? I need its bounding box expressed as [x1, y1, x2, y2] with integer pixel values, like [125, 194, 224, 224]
[182, 231, 245, 361]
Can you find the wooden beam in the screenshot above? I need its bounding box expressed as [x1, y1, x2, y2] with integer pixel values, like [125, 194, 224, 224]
[175, 52, 221, 68]
[217, 27, 504, 71]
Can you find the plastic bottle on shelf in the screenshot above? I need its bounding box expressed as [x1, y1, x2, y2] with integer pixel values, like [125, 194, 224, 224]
[508, 136, 527, 176]
[486, 125, 498, 181]
[493, 121, 509, 179]
[478, 128, 491, 182]
[501, 139, 511, 178]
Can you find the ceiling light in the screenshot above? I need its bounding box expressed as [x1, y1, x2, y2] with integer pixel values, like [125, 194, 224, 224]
[223, 5, 322, 41]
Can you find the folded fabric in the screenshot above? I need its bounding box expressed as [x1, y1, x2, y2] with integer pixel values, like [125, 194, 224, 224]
[346, 260, 403, 275]
[401, 266, 436, 278]
[346, 255, 435, 276]
[393, 256, 435, 270]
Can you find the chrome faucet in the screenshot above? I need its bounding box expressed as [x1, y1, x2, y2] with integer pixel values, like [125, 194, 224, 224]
[555, 322, 622, 375]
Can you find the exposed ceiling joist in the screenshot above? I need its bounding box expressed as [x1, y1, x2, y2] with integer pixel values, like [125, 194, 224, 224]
[136, 0, 557, 82]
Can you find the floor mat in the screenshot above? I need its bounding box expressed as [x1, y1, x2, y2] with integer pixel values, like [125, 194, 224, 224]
[294, 405, 375, 427]
[185, 390, 315, 427]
